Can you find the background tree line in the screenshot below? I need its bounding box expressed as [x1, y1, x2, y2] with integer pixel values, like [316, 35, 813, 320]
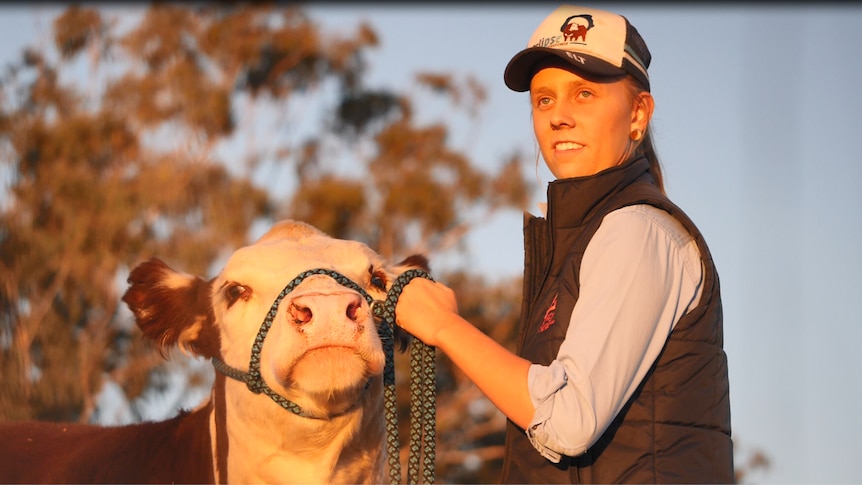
[0, 4, 767, 483]
[0, 4, 528, 482]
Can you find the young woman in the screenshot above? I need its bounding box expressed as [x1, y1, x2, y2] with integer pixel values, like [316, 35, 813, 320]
[395, 5, 733, 483]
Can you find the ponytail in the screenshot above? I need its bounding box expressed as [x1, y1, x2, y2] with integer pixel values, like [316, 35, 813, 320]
[635, 130, 665, 195]
[626, 75, 665, 195]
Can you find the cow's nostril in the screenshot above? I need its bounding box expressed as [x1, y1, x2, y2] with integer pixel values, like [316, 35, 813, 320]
[289, 303, 313, 325]
[346, 300, 361, 322]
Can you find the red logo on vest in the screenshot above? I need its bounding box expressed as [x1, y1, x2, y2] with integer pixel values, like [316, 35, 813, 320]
[539, 294, 558, 333]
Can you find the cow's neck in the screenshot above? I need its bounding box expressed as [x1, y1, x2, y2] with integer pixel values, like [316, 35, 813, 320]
[210, 378, 385, 484]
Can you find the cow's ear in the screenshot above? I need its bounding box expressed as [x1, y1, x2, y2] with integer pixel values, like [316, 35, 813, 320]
[397, 254, 430, 272]
[122, 258, 220, 359]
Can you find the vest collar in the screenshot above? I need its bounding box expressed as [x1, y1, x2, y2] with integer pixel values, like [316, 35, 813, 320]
[545, 156, 651, 228]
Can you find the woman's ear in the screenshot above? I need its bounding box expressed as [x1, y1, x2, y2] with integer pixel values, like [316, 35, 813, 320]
[632, 92, 655, 130]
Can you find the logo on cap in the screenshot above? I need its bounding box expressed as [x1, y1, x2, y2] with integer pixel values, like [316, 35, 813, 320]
[560, 14, 594, 43]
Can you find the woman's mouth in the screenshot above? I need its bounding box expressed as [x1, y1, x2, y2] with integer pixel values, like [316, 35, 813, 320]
[555, 141, 584, 151]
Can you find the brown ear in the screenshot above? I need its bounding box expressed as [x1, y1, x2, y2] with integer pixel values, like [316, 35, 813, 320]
[397, 254, 430, 272]
[122, 258, 219, 358]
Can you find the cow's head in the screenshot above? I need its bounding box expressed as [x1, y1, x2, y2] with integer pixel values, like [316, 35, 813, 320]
[123, 220, 423, 420]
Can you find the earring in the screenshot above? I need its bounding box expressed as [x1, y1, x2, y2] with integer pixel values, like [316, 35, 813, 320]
[630, 128, 643, 141]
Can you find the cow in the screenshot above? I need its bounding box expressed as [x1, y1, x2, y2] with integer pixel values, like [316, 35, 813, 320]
[0, 220, 425, 484]
[563, 22, 588, 42]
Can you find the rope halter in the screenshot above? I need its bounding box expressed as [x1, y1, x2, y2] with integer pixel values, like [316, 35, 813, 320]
[211, 267, 436, 484]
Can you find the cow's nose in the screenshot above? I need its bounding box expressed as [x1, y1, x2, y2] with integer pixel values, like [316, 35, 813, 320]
[288, 292, 365, 326]
[288, 301, 313, 325]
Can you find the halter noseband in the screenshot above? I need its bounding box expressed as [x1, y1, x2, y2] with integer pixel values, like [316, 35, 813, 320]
[211, 267, 436, 484]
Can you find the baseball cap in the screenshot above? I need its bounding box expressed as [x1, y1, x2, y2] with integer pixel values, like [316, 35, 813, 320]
[504, 5, 651, 92]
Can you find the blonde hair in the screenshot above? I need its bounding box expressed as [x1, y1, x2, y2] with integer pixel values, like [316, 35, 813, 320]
[624, 76, 665, 194]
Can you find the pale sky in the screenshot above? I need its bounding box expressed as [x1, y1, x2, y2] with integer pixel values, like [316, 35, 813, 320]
[3, 4, 861, 484]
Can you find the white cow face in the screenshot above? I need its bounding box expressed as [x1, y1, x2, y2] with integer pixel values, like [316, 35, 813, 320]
[211, 221, 391, 413]
[123, 220, 422, 421]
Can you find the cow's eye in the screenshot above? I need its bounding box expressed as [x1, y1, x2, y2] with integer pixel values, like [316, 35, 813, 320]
[370, 269, 387, 291]
[225, 283, 251, 307]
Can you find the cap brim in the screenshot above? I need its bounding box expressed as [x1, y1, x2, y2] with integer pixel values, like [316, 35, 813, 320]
[504, 47, 627, 92]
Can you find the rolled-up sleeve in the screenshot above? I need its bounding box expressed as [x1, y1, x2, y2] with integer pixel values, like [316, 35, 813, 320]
[526, 361, 596, 461]
[524, 205, 703, 462]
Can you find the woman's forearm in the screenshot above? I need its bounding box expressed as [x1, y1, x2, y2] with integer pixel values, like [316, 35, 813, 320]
[395, 278, 535, 429]
[432, 314, 535, 429]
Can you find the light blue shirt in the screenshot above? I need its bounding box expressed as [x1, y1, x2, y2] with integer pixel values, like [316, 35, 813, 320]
[526, 204, 704, 462]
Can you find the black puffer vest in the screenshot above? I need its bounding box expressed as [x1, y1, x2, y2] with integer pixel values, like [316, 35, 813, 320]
[500, 157, 733, 483]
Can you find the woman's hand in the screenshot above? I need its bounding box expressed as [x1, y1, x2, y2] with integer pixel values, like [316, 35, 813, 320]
[394, 278, 459, 347]
[395, 276, 535, 428]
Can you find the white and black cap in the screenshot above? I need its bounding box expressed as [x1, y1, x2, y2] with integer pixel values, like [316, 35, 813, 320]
[504, 5, 651, 92]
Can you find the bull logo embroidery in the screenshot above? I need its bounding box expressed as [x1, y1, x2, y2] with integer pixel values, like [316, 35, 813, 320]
[560, 14, 594, 43]
[539, 294, 558, 333]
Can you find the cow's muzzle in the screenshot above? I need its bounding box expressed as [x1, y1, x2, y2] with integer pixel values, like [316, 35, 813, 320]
[211, 267, 432, 420]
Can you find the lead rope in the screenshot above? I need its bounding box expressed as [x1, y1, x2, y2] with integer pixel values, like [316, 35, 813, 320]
[373, 269, 436, 485]
[211, 268, 436, 484]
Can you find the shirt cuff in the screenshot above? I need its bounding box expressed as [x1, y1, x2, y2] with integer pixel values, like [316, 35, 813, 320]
[526, 362, 568, 463]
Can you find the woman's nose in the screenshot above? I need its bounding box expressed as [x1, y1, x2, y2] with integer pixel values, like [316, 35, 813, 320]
[550, 101, 575, 129]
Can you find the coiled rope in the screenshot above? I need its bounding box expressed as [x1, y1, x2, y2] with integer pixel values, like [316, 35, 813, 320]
[211, 267, 436, 484]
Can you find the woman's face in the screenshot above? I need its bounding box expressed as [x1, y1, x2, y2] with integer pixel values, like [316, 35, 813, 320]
[530, 65, 652, 180]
